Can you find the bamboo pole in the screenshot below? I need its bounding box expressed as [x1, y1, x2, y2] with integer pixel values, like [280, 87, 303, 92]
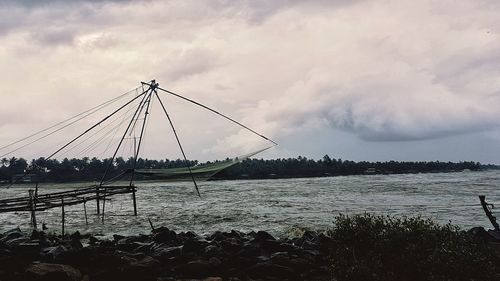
[101, 189, 106, 224]
[61, 198, 65, 236]
[29, 190, 37, 229]
[96, 186, 100, 214]
[132, 186, 137, 216]
[83, 199, 88, 225]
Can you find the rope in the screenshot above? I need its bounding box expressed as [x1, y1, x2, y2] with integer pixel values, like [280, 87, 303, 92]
[45, 91, 148, 160]
[0, 87, 140, 157]
[153, 84, 277, 146]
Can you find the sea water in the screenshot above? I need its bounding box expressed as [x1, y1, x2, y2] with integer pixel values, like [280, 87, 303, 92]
[1, 170, 499, 238]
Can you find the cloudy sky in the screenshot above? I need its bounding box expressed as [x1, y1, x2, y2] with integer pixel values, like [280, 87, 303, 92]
[0, 0, 499, 163]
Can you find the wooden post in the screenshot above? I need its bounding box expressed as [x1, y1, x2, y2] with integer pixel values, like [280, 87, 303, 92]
[61, 198, 65, 236]
[83, 199, 88, 225]
[29, 190, 37, 229]
[479, 195, 500, 230]
[132, 186, 137, 216]
[96, 186, 100, 214]
[101, 188, 106, 224]
[148, 217, 155, 231]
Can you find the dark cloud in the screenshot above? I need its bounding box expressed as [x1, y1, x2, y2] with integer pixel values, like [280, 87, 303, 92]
[207, 0, 363, 23]
[0, 0, 127, 38]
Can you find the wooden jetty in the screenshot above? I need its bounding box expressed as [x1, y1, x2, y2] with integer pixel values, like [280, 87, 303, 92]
[0, 185, 137, 233]
[0, 185, 136, 213]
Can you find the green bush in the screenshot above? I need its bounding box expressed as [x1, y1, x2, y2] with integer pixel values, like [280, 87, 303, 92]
[327, 214, 500, 281]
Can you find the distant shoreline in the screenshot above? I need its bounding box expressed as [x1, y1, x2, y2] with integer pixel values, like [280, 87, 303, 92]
[1, 167, 496, 186]
[1, 155, 495, 185]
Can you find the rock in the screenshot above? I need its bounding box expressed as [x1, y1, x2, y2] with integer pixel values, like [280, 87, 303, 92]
[184, 231, 198, 240]
[204, 244, 222, 256]
[2, 227, 22, 237]
[270, 252, 311, 273]
[25, 262, 82, 281]
[151, 245, 182, 260]
[174, 259, 217, 278]
[302, 230, 318, 241]
[156, 278, 176, 281]
[41, 245, 69, 260]
[253, 231, 275, 242]
[221, 238, 243, 254]
[208, 231, 225, 242]
[69, 238, 83, 250]
[15, 241, 41, 252]
[123, 255, 161, 280]
[99, 240, 115, 248]
[69, 231, 81, 240]
[116, 239, 150, 252]
[183, 238, 209, 254]
[204, 277, 223, 281]
[88, 236, 98, 246]
[235, 243, 261, 257]
[318, 233, 335, 252]
[227, 230, 244, 240]
[208, 257, 222, 267]
[129, 241, 153, 253]
[113, 234, 125, 242]
[5, 236, 30, 247]
[1, 228, 24, 244]
[468, 227, 498, 242]
[261, 240, 297, 254]
[153, 228, 177, 244]
[247, 262, 296, 279]
[130, 256, 160, 268]
[30, 230, 44, 240]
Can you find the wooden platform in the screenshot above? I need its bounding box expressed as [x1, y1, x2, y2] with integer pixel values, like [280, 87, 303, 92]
[0, 185, 136, 213]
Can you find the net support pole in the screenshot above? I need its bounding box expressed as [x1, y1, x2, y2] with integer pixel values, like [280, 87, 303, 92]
[154, 90, 200, 197]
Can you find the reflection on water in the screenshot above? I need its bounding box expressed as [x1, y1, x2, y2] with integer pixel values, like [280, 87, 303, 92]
[1, 170, 499, 238]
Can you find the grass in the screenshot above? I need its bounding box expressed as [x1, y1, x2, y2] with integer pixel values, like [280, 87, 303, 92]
[327, 214, 500, 281]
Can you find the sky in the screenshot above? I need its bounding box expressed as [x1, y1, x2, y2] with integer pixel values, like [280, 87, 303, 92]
[0, 0, 499, 163]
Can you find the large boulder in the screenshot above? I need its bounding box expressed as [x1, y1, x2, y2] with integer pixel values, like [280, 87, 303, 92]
[25, 262, 82, 281]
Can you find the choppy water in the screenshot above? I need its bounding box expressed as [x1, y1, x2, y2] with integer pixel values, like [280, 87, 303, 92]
[1, 171, 499, 238]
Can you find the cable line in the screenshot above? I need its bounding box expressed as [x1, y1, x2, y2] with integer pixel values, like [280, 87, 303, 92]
[149, 83, 277, 146]
[45, 91, 147, 161]
[0, 87, 139, 153]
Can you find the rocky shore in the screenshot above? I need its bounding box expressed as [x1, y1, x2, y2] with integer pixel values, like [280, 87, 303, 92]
[0, 227, 333, 281]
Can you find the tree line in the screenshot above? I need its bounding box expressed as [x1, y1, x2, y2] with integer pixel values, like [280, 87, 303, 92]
[215, 155, 482, 179]
[0, 155, 485, 184]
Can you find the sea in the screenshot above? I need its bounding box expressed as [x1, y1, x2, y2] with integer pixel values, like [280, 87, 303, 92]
[1, 170, 499, 239]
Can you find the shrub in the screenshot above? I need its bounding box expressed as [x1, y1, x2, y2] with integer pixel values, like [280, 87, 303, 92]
[327, 214, 500, 281]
